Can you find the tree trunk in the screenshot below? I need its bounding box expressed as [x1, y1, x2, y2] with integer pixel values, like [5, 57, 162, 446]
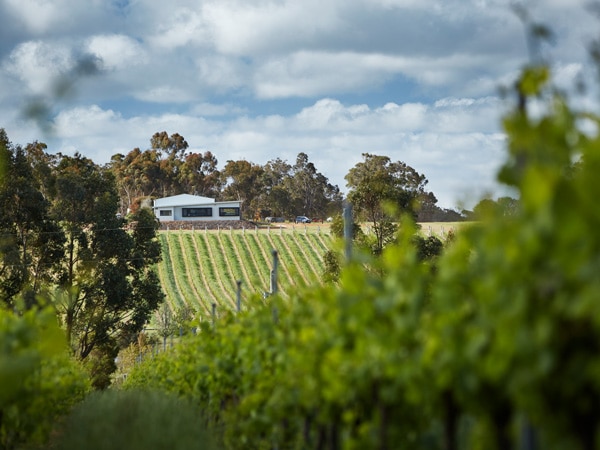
[442, 390, 459, 450]
[492, 403, 513, 450]
[379, 402, 390, 450]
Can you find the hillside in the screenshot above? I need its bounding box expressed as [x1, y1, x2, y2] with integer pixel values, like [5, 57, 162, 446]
[156, 224, 334, 317]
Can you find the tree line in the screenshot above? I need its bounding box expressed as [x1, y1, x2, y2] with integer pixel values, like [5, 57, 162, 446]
[107, 130, 481, 224]
[108, 131, 345, 221]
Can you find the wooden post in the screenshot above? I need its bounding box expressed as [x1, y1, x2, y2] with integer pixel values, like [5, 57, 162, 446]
[344, 204, 353, 262]
[271, 250, 278, 295]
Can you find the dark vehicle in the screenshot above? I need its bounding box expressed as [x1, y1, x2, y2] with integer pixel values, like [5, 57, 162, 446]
[295, 216, 311, 224]
[266, 217, 285, 223]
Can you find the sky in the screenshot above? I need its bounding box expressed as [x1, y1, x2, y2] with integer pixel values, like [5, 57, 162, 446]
[0, 0, 598, 209]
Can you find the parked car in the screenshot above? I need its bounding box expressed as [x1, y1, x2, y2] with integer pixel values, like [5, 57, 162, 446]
[265, 217, 285, 223]
[295, 216, 311, 224]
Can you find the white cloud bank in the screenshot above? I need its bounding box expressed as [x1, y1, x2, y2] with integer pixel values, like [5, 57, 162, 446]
[0, 0, 598, 210]
[34, 95, 505, 208]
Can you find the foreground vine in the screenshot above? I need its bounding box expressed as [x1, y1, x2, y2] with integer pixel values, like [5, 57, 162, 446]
[126, 67, 600, 450]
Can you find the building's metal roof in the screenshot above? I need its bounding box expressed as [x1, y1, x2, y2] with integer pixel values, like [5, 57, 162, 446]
[153, 194, 216, 208]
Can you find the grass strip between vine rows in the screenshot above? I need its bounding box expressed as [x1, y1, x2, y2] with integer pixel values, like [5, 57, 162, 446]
[180, 233, 211, 314]
[243, 232, 277, 296]
[172, 232, 205, 310]
[295, 233, 327, 271]
[230, 232, 268, 292]
[217, 234, 255, 303]
[191, 233, 223, 309]
[311, 231, 334, 254]
[269, 234, 314, 286]
[158, 233, 186, 310]
[212, 233, 244, 307]
[282, 234, 322, 283]
[205, 233, 237, 310]
[261, 232, 301, 290]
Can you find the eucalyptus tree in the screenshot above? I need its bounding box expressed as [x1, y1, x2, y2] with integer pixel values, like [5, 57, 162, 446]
[179, 150, 222, 198]
[256, 157, 293, 218]
[151, 131, 188, 197]
[285, 152, 343, 219]
[0, 130, 64, 306]
[110, 133, 222, 213]
[345, 153, 431, 254]
[49, 153, 163, 385]
[109, 148, 162, 213]
[221, 159, 265, 220]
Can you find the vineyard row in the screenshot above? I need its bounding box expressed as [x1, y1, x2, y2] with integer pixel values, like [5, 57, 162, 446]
[156, 229, 334, 315]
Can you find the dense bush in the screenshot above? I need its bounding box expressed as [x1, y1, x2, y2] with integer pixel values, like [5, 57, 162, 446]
[0, 305, 90, 449]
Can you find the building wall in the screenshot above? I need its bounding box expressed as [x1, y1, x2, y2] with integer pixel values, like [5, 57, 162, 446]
[154, 201, 241, 222]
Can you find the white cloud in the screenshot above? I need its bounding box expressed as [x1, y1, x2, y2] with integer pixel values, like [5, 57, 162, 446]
[5, 41, 73, 94]
[1, 0, 597, 210]
[54, 105, 122, 137]
[4, 0, 112, 35]
[366, 0, 437, 9]
[132, 85, 195, 104]
[254, 51, 401, 99]
[196, 56, 248, 92]
[253, 50, 511, 99]
[190, 102, 247, 117]
[203, 0, 342, 56]
[36, 95, 506, 207]
[86, 35, 147, 70]
[147, 7, 210, 50]
[4, 0, 71, 34]
[295, 99, 371, 129]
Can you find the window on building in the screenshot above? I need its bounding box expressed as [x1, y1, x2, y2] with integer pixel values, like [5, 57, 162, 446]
[159, 210, 172, 216]
[219, 207, 240, 217]
[182, 207, 213, 217]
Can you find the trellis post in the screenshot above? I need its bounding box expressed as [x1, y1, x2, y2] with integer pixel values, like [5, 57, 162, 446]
[236, 280, 242, 312]
[344, 204, 353, 262]
[270, 250, 278, 295]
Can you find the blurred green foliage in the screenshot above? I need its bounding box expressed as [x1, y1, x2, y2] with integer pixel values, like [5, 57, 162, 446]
[125, 65, 600, 449]
[0, 305, 90, 449]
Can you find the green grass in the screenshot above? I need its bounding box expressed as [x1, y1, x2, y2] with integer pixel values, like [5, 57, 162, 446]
[157, 234, 185, 310]
[156, 223, 466, 314]
[157, 228, 334, 314]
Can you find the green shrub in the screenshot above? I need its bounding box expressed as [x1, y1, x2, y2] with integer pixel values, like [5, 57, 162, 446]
[0, 306, 90, 449]
[50, 390, 215, 450]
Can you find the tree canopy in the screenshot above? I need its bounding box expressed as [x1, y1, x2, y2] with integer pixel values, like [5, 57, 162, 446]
[0, 137, 164, 387]
[0, 132, 65, 306]
[109, 134, 343, 222]
[345, 153, 435, 254]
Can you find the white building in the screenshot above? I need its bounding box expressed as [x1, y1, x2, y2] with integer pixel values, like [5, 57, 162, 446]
[153, 194, 241, 222]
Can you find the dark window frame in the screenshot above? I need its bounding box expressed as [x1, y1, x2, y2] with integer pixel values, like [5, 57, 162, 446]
[182, 207, 213, 217]
[159, 209, 173, 216]
[219, 207, 240, 217]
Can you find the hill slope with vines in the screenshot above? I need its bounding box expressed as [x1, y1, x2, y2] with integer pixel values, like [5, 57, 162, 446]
[156, 227, 334, 316]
